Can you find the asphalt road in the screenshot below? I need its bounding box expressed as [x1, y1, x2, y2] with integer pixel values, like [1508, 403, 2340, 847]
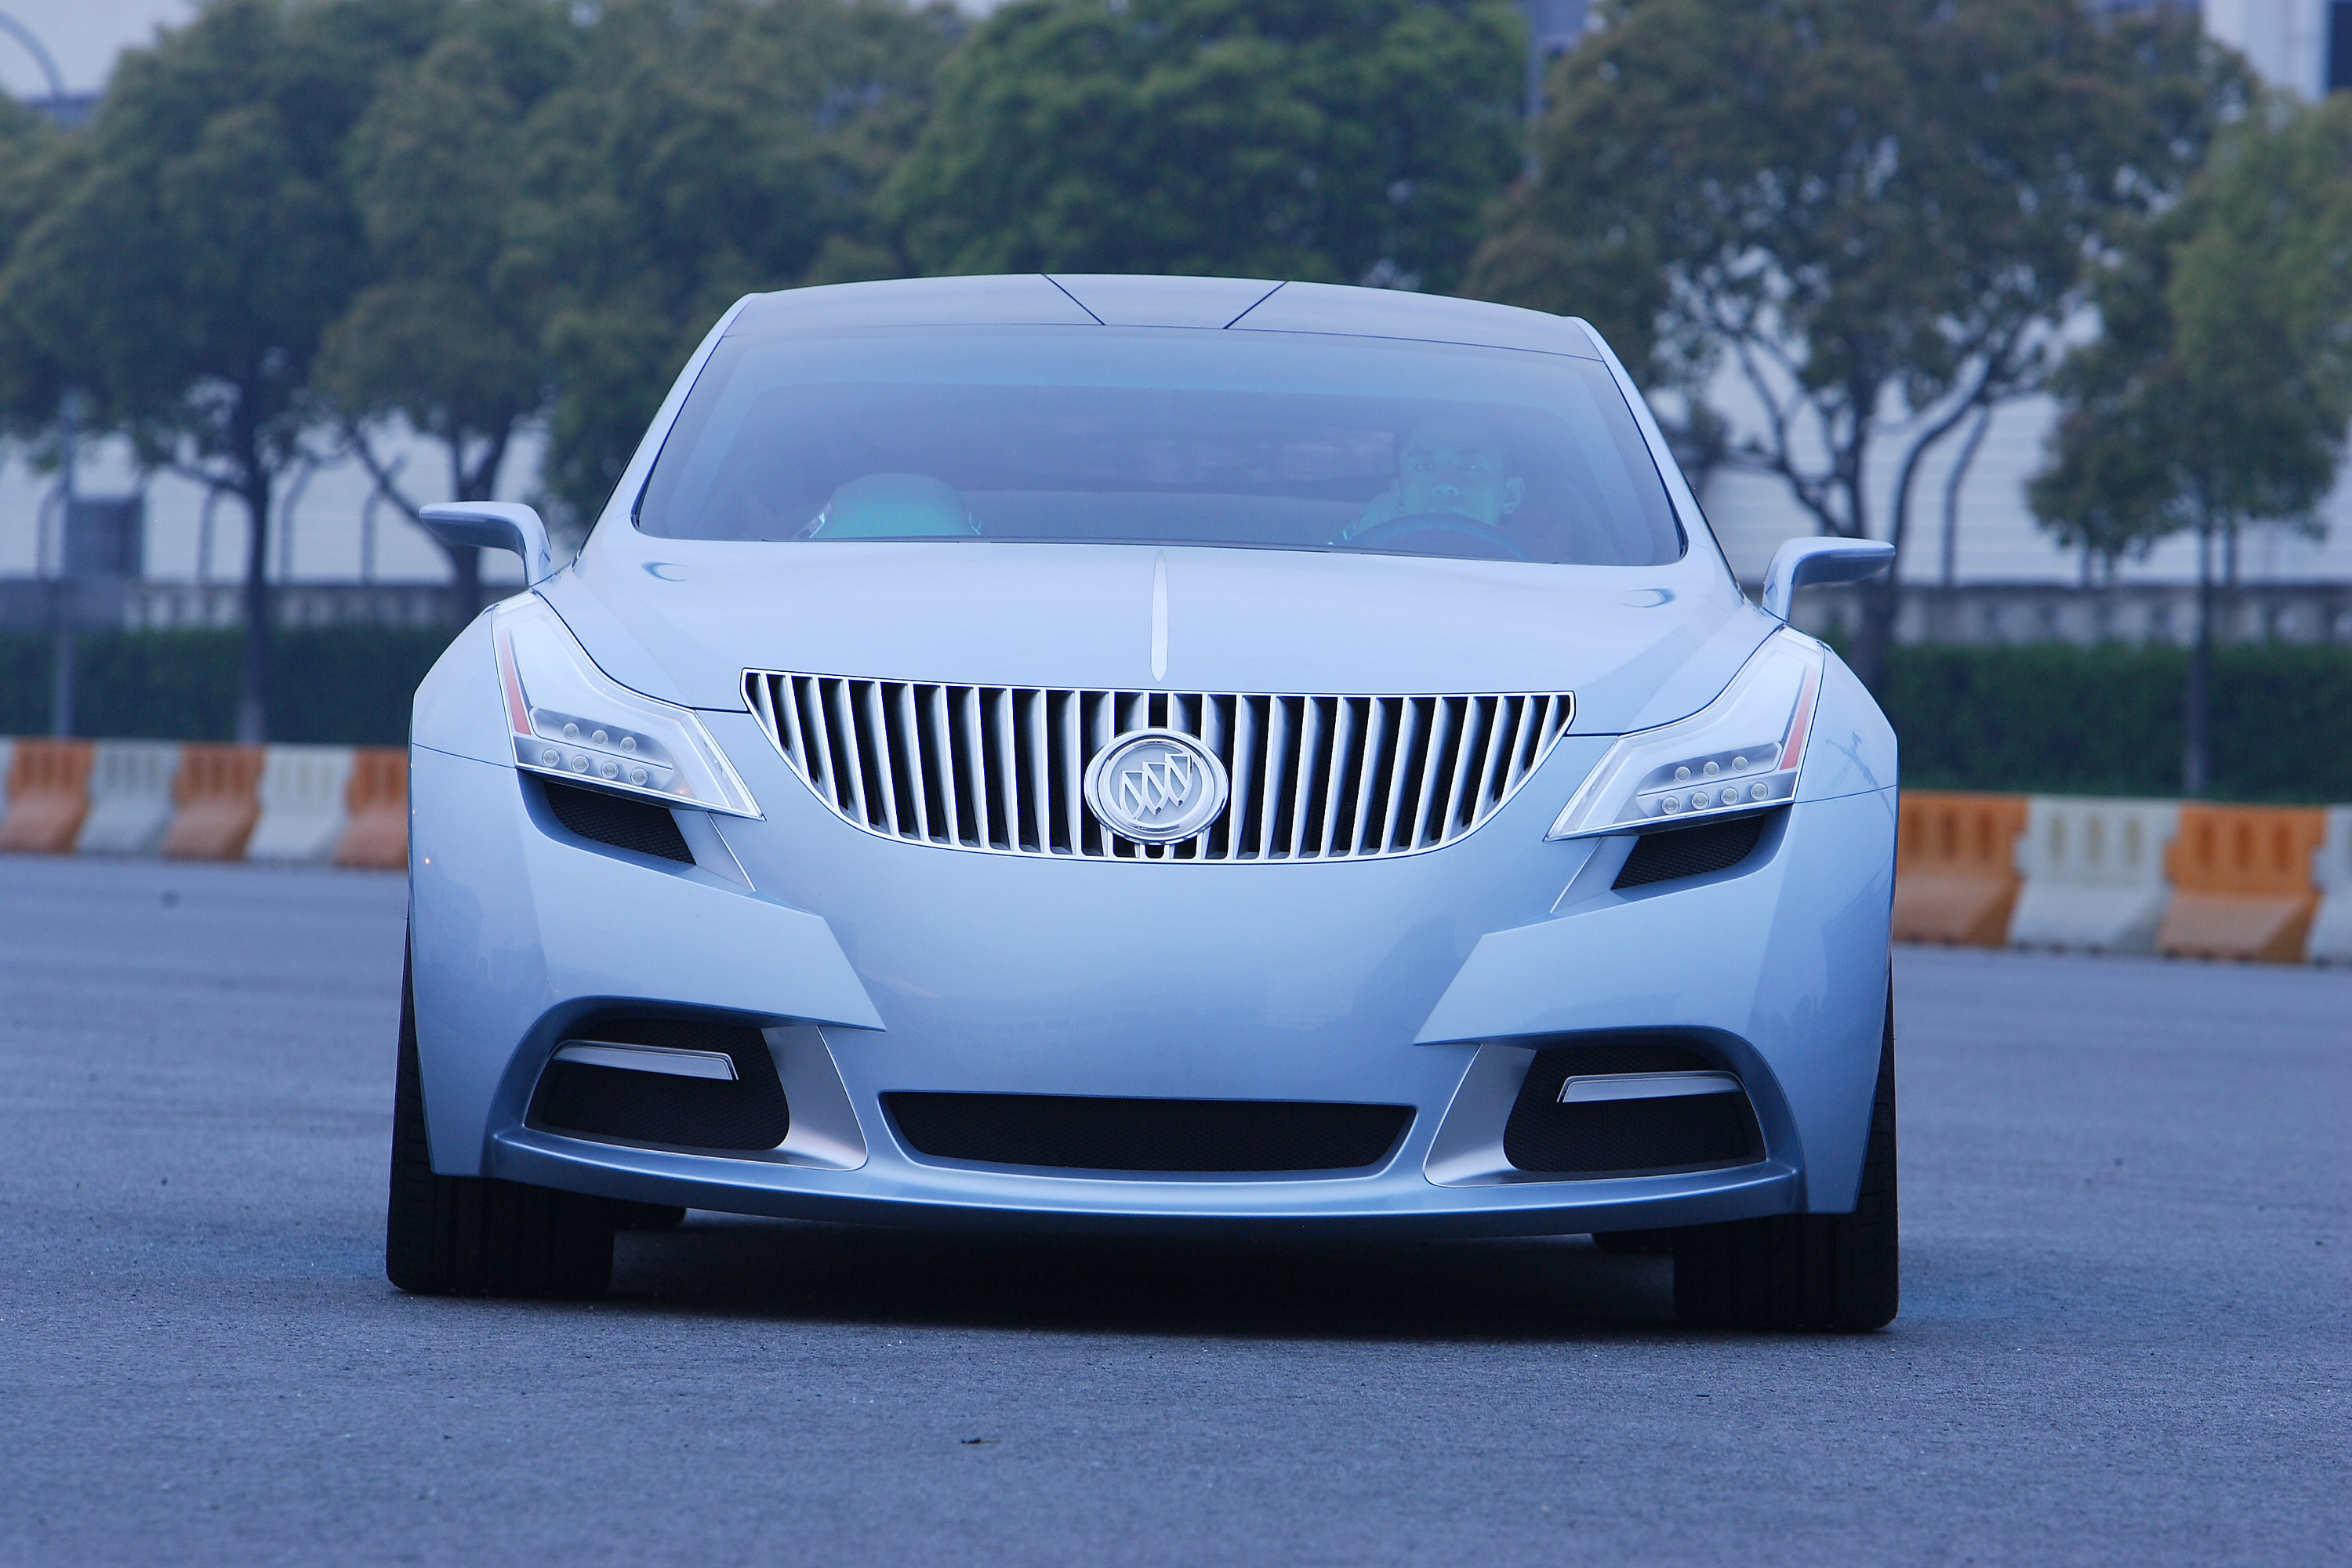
[0, 855, 2344, 1566]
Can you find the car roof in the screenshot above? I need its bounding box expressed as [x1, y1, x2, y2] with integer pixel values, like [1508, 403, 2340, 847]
[726, 274, 1603, 360]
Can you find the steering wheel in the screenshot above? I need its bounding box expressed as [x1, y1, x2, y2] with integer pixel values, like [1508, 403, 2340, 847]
[1341, 512, 1534, 563]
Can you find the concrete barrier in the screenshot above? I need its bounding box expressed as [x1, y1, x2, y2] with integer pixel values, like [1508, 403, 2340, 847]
[161, 743, 266, 861]
[245, 745, 355, 863]
[2008, 797, 2178, 953]
[1893, 791, 2028, 946]
[74, 741, 183, 856]
[333, 747, 408, 869]
[0, 739, 96, 854]
[2304, 808, 2352, 965]
[2155, 804, 2328, 963]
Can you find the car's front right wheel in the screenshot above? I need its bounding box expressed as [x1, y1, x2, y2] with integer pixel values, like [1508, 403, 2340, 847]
[1668, 991, 1899, 1331]
[384, 938, 615, 1298]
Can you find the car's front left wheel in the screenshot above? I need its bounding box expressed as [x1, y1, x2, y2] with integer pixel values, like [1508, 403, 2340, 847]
[1668, 989, 1900, 1331]
[385, 938, 615, 1298]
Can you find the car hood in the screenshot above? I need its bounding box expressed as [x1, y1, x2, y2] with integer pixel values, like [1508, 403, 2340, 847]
[541, 539, 1776, 735]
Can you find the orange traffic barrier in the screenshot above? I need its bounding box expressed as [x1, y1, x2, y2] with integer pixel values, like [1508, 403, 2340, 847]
[1892, 791, 2028, 946]
[334, 747, 408, 869]
[161, 743, 265, 860]
[2155, 804, 2327, 963]
[0, 739, 96, 854]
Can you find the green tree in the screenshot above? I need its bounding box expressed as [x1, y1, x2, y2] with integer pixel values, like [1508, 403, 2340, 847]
[318, 0, 583, 615]
[884, 0, 1523, 292]
[1465, 0, 2242, 691]
[2031, 95, 2352, 797]
[0, 96, 71, 443]
[0, 0, 445, 742]
[506, 0, 957, 525]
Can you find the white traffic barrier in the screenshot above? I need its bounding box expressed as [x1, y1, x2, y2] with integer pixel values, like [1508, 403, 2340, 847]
[2307, 807, 2352, 965]
[245, 745, 355, 863]
[74, 740, 183, 855]
[2009, 796, 2179, 953]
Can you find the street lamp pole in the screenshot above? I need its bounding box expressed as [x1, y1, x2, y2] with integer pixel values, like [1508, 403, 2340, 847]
[0, 7, 69, 104]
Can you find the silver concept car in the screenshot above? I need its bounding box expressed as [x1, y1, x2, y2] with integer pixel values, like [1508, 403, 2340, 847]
[393, 274, 1900, 1329]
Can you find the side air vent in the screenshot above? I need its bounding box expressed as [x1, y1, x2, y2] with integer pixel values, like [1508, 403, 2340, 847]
[541, 778, 694, 864]
[531, 1016, 787, 1150]
[1503, 1040, 1764, 1177]
[883, 1092, 1413, 1173]
[746, 674, 1573, 862]
[1613, 812, 1769, 890]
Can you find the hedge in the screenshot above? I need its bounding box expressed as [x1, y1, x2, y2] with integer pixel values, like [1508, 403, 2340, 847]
[2, 632, 2348, 801]
[1880, 643, 2352, 801]
[0, 626, 457, 746]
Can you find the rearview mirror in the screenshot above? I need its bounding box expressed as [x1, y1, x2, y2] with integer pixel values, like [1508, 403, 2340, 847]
[1762, 537, 1894, 620]
[419, 502, 554, 587]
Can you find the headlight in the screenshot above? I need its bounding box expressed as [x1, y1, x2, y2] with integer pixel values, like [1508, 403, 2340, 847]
[491, 594, 760, 818]
[1547, 630, 1824, 840]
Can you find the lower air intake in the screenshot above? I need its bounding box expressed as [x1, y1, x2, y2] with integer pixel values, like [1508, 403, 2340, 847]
[531, 1017, 787, 1151]
[1503, 1041, 1764, 1176]
[540, 778, 694, 864]
[884, 1092, 1412, 1173]
[1613, 811, 1769, 890]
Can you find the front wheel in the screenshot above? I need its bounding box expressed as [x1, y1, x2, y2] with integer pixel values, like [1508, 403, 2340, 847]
[1669, 993, 1899, 1330]
[384, 938, 615, 1298]
[1591, 1230, 1674, 1256]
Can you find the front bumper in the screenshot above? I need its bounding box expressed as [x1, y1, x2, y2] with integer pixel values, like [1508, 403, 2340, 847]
[409, 687, 1894, 1238]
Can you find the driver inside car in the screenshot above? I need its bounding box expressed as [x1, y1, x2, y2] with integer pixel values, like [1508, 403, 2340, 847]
[1338, 419, 1526, 551]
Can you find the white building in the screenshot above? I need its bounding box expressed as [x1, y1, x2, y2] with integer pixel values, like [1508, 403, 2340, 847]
[2203, 0, 2350, 100]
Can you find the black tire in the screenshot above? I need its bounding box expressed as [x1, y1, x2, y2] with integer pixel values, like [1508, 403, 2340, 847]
[385, 938, 615, 1298]
[1670, 991, 1899, 1331]
[1592, 1229, 1675, 1256]
[612, 1202, 688, 1232]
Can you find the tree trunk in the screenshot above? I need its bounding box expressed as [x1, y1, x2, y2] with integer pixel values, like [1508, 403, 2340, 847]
[443, 543, 484, 623]
[441, 429, 509, 622]
[1847, 572, 1902, 692]
[1845, 440, 1896, 692]
[1864, 380, 1994, 696]
[235, 472, 274, 746]
[51, 625, 74, 739]
[53, 388, 79, 738]
[2182, 521, 2214, 799]
[1939, 405, 1993, 590]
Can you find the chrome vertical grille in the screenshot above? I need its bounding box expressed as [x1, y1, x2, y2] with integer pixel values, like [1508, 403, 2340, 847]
[745, 673, 1574, 862]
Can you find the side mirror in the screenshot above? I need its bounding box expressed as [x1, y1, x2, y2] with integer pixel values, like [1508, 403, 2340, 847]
[419, 502, 554, 587]
[1762, 537, 1895, 621]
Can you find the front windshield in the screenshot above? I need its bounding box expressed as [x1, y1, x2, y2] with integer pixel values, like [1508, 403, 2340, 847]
[634, 325, 1685, 567]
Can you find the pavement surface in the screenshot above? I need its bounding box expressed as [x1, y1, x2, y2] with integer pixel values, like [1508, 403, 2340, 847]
[0, 855, 2345, 1566]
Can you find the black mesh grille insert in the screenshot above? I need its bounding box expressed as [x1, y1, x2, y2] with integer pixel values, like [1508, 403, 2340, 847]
[1503, 1041, 1763, 1176]
[530, 1016, 788, 1150]
[884, 1093, 1412, 1173]
[542, 779, 694, 863]
[1614, 812, 1769, 890]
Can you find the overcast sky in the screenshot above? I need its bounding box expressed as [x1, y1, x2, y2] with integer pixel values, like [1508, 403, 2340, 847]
[0, 1, 193, 97]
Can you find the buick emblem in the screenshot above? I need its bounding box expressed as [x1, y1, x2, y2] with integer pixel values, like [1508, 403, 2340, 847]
[1083, 729, 1230, 844]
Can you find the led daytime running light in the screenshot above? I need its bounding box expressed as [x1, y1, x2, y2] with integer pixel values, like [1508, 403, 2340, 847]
[1547, 631, 1825, 840]
[492, 597, 760, 818]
